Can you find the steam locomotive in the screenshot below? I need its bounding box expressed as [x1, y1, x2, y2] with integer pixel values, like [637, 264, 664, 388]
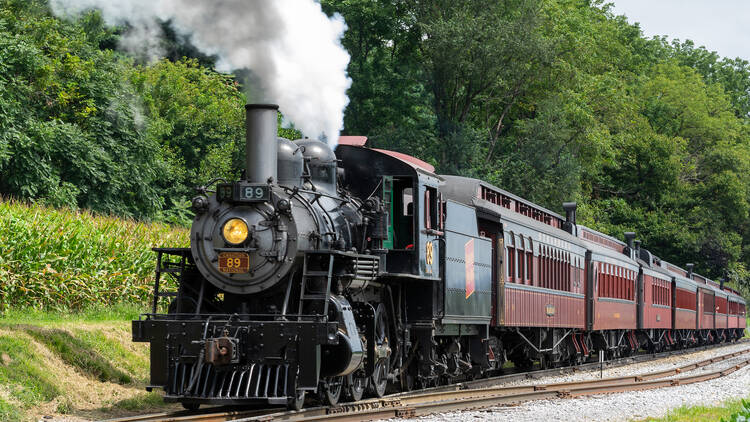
[132, 104, 747, 410]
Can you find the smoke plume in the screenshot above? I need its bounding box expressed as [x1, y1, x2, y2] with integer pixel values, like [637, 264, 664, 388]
[49, 0, 351, 145]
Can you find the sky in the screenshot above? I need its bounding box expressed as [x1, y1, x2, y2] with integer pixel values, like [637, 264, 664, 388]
[611, 0, 750, 60]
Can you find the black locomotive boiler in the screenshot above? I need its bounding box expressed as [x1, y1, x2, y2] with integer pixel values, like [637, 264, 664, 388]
[133, 104, 746, 411]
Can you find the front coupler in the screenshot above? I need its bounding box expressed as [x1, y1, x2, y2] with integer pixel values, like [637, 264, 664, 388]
[132, 315, 337, 406]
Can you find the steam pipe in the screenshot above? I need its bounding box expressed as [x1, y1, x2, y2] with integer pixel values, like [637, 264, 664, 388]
[624, 232, 636, 260]
[245, 104, 279, 184]
[562, 202, 577, 235]
[624, 232, 635, 249]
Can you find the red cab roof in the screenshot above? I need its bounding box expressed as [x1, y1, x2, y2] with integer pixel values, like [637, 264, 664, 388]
[337, 135, 435, 173]
[337, 136, 368, 147]
[373, 148, 435, 173]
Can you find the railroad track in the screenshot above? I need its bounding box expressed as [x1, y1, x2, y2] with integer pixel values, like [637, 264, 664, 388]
[101, 407, 281, 422]
[240, 347, 750, 421]
[103, 341, 749, 422]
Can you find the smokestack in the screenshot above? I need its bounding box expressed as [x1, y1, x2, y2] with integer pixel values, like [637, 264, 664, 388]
[245, 104, 279, 184]
[686, 263, 694, 279]
[634, 240, 641, 259]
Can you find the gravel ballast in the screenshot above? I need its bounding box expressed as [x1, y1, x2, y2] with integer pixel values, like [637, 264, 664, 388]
[403, 342, 750, 422]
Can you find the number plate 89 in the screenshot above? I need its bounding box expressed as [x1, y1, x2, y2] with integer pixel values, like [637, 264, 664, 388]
[218, 252, 250, 273]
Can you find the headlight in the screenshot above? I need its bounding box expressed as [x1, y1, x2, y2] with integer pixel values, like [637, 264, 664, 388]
[222, 218, 249, 245]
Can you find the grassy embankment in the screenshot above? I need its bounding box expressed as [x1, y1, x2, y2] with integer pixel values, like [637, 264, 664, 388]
[0, 199, 189, 421]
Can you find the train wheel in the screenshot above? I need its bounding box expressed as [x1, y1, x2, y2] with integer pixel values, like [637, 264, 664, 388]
[368, 304, 390, 398]
[321, 376, 344, 406]
[569, 354, 584, 366]
[370, 358, 388, 397]
[288, 389, 305, 411]
[345, 374, 366, 402]
[510, 354, 533, 371]
[539, 355, 550, 370]
[401, 372, 416, 392]
[181, 402, 200, 411]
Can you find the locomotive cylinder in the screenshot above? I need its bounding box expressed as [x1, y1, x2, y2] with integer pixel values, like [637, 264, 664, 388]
[245, 104, 279, 183]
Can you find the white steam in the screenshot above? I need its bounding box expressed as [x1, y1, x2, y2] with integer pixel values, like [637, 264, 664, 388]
[49, 0, 351, 145]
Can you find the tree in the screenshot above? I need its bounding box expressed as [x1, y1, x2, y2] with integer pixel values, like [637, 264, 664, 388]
[410, 0, 553, 173]
[0, 0, 170, 218]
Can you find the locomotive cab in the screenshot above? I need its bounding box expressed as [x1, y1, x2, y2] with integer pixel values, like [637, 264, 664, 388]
[336, 141, 443, 278]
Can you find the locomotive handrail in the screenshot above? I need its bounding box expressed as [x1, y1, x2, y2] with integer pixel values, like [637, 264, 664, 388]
[281, 185, 350, 203]
[138, 313, 330, 322]
[152, 247, 192, 255]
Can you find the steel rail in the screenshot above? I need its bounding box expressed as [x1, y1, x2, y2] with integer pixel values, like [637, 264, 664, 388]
[232, 346, 750, 422]
[103, 341, 748, 422]
[247, 355, 750, 422]
[100, 407, 281, 422]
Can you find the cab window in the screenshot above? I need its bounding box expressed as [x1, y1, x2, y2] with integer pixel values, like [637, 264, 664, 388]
[390, 178, 415, 249]
[424, 186, 438, 229]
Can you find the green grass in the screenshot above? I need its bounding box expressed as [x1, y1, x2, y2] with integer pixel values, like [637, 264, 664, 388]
[0, 335, 61, 408]
[102, 391, 164, 411]
[0, 303, 144, 323]
[0, 398, 23, 422]
[640, 397, 749, 422]
[0, 198, 188, 311]
[22, 326, 132, 384]
[71, 327, 149, 382]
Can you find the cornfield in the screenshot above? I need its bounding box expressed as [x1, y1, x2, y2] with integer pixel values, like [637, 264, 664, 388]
[0, 199, 189, 311]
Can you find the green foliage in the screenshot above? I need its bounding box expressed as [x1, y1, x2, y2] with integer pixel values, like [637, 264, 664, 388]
[0, 0, 172, 219]
[102, 391, 164, 411]
[642, 397, 750, 422]
[130, 59, 247, 224]
[0, 1, 266, 225]
[0, 198, 188, 311]
[325, 0, 750, 289]
[722, 399, 750, 421]
[0, 303, 143, 323]
[321, 0, 426, 137]
[71, 327, 149, 382]
[0, 321, 164, 421]
[0, 398, 22, 422]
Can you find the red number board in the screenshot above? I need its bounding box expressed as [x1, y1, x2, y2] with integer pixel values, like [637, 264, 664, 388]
[218, 252, 250, 273]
